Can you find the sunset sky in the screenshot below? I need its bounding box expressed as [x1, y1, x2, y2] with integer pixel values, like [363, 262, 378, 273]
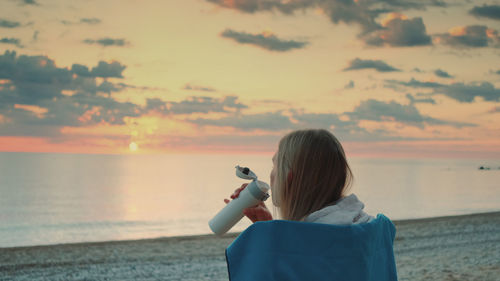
[0, 0, 499, 157]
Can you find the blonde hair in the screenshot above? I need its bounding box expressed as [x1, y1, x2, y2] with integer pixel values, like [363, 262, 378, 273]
[275, 129, 353, 221]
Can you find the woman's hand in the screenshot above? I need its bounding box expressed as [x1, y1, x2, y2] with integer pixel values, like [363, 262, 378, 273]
[224, 183, 273, 223]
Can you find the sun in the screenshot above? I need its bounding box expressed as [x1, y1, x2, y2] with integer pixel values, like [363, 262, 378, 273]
[129, 142, 138, 152]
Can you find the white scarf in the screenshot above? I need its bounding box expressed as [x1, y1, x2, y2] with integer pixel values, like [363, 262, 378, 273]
[304, 194, 374, 225]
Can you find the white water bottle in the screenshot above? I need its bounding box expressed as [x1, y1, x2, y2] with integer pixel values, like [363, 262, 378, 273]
[209, 165, 270, 236]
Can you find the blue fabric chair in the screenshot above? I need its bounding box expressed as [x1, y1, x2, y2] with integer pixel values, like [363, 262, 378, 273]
[226, 214, 398, 281]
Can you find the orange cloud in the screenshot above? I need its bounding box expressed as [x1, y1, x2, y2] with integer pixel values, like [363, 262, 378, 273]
[223, 0, 235, 8]
[448, 26, 467, 36]
[486, 28, 498, 39]
[61, 90, 77, 96]
[261, 30, 275, 38]
[381, 13, 408, 27]
[78, 106, 102, 123]
[14, 104, 48, 118]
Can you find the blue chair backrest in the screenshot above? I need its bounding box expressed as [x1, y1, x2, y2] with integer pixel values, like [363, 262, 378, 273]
[226, 214, 398, 281]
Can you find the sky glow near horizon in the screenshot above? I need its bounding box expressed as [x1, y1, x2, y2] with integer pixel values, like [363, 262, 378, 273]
[0, 0, 499, 157]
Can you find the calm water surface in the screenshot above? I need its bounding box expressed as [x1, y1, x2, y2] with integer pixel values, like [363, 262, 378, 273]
[0, 152, 499, 247]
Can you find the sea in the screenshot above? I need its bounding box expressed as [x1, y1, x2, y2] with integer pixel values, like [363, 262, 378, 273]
[0, 151, 499, 248]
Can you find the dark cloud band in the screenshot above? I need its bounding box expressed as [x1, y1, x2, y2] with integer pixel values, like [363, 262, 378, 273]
[22, 0, 38, 5]
[80, 18, 101, 25]
[0, 19, 21, 28]
[347, 99, 473, 128]
[83, 38, 129, 47]
[189, 97, 473, 140]
[0, 38, 22, 48]
[386, 78, 500, 103]
[344, 58, 400, 72]
[62, 18, 102, 25]
[434, 69, 453, 78]
[184, 83, 216, 92]
[364, 16, 432, 47]
[469, 5, 500, 21]
[434, 25, 500, 48]
[406, 94, 436, 105]
[221, 29, 308, 52]
[207, 0, 444, 36]
[146, 96, 247, 115]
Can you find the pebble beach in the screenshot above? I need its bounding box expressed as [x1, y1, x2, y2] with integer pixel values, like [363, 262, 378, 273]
[1, 212, 499, 281]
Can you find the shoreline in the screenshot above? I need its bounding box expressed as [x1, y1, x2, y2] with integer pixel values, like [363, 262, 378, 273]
[0, 211, 500, 250]
[2, 210, 499, 250]
[1, 211, 499, 280]
[391, 210, 500, 225]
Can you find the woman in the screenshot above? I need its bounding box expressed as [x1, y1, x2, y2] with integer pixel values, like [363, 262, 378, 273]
[226, 128, 373, 225]
[224, 129, 398, 281]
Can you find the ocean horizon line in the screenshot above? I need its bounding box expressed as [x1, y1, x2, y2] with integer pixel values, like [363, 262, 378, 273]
[2, 150, 500, 161]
